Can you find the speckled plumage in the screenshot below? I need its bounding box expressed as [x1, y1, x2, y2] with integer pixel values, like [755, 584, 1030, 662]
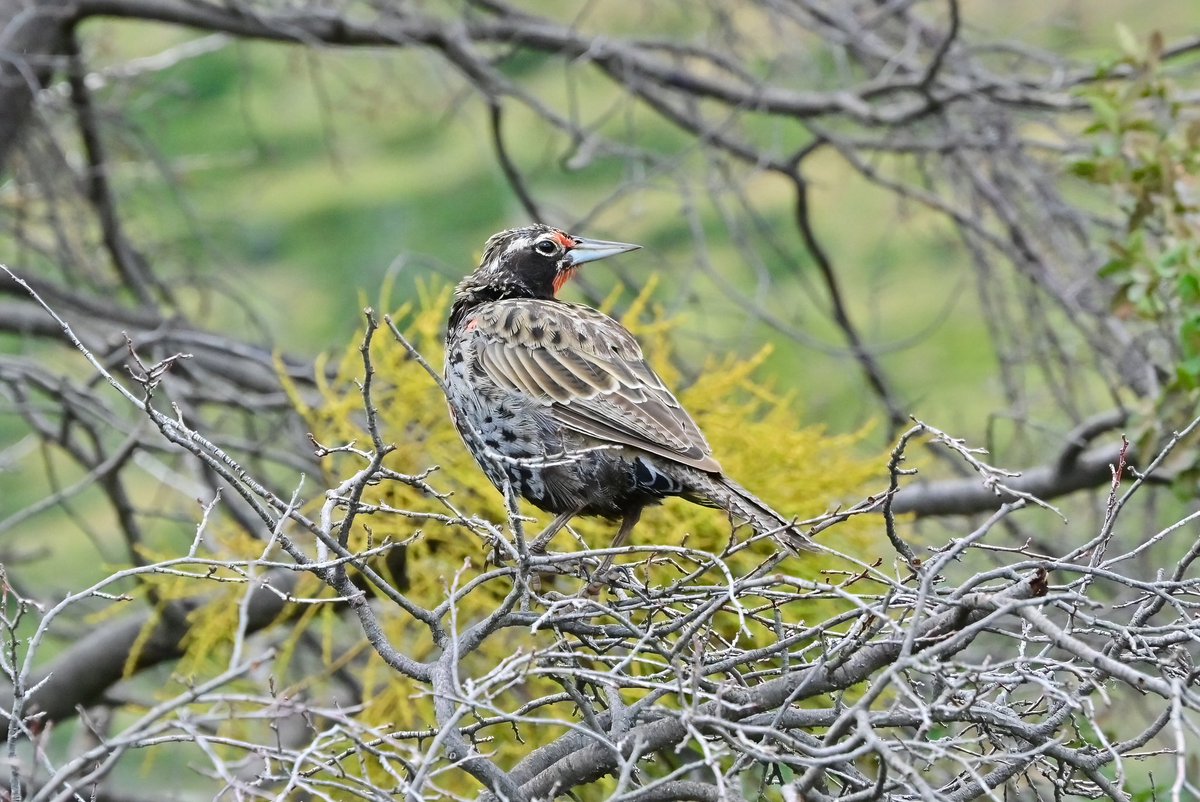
[444, 224, 812, 557]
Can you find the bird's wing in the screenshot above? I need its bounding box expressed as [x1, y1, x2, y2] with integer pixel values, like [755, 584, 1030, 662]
[471, 299, 721, 473]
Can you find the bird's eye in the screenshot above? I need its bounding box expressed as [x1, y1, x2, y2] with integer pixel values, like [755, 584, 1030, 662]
[534, 240, 559, 256]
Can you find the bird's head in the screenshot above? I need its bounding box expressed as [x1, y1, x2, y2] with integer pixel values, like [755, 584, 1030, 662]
[457, 224, 641, 302]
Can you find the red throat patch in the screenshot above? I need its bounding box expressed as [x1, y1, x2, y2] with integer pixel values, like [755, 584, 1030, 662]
[552, 266, 577, 295]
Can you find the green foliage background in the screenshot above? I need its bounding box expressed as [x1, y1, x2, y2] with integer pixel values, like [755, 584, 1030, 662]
[79, 5, 1185, 434]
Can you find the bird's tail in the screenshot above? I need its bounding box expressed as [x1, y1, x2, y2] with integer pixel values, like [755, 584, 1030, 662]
[685, 474, 815, 554]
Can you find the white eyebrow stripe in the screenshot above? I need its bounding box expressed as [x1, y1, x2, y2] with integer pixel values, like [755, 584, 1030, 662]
[504, 235, 534, 256]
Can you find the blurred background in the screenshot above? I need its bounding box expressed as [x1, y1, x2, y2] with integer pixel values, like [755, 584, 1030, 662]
[2, 0, 1200, 798]
[28, 0, 1193, 433]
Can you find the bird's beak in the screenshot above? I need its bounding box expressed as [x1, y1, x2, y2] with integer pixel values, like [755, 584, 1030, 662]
[565, 237, 642, 266]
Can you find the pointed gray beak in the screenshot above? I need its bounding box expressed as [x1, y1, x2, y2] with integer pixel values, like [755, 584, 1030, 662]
[565, 237, 642, 266]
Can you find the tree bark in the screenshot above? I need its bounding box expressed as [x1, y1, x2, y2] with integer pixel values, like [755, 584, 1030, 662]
[0, 0, 73, 171]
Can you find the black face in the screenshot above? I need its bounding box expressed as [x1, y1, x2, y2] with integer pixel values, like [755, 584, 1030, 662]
[472, 225, 576, 300]
[454, 226, 638, 320]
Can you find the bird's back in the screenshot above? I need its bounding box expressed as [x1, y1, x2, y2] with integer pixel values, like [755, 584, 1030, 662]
[445, 297, 720, 517]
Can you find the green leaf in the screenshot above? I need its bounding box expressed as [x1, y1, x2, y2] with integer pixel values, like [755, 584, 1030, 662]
[1084, 93, 1122, 134]
[1180, 316, 1200, 357]
[1068, 159, 1100, 180]
[1176, 358, 1200, 390]
[1178, 273, 1200, 304]
[1155, 243, 1186, 276]
[1115, 23, 1142, 60]
[1098, 257, 1131, 279]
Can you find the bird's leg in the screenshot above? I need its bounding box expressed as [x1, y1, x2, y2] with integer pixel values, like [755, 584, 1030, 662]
[586, 506, 643, 594]
[529, 509, 578, 555]
[523, 509, 580, 593]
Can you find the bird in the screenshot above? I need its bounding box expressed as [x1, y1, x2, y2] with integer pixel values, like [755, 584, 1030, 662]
[443, 224, 812, 579]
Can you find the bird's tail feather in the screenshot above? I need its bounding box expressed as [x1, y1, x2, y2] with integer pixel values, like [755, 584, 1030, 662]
[685, 475, 815, 554]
